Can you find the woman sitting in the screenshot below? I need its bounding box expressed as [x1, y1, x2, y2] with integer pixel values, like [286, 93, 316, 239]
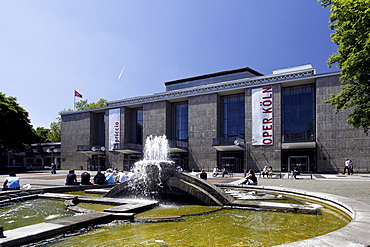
[240, 169, 258, 185]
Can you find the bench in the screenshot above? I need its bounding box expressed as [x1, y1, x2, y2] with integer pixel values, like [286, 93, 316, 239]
[288, 171, 313, 179]
[259, 171, 282, 179]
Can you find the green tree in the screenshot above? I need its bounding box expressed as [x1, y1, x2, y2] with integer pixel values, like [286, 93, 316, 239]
[0, 92, 36, 152]
[320, 0, 370, 133]
[34, 127, 51, 143]
[74, 98, 107, 110]
[47, 121, 61, 142]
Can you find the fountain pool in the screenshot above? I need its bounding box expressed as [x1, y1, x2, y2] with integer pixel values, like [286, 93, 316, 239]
[49, 201, 350, 247]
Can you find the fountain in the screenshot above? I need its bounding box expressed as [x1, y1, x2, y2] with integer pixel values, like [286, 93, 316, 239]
[104, 135, 234, 206]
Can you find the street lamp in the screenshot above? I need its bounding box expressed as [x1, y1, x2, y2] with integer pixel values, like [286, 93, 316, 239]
[234, 138, 256, 177]
[46, 148, 58, 165]
[91, 146, 106, 170]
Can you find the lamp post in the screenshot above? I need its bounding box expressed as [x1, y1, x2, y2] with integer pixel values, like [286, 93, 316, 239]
[234, 138, 256, 177]
[46, 148, 58, 165]
[92, 146, 105, 170]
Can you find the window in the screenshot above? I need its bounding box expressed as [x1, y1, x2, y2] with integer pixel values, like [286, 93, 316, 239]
[282, 84, 315, 142]
[221, 94, 245, 139]
[131, 108, 143, 144]
[173, 102, 188, 142]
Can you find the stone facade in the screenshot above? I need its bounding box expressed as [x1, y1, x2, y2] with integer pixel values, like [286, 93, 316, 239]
[60, 67, 370, 174]
[61, 112, 93, 169]
[316, 75, 370, 173]
[188, 93, 219, 170]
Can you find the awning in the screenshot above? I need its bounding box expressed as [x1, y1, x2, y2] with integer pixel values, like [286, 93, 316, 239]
[281, 142, 316, 149]
[169, 147, 188, 153]
[212, 145, 244, 152]
[111, 149, 142, 154]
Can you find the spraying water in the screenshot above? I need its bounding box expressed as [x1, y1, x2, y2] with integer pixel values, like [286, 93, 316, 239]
[131, 135, 174, 194]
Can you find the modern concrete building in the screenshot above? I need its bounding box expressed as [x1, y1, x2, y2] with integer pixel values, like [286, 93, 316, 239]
[61, 64, 370, 174]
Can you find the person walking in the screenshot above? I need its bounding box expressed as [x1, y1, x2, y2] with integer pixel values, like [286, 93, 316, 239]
[344, 158, 350, 175]
[349, 160, 354, 175]
[50, 162, 57, 174]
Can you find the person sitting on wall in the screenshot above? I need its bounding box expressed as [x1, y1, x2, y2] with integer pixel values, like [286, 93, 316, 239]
[240, 169, 258, 185]
[190, 169, 198, 177]
[115, 170, 127, 183]
[80, 171, 92, 185]
[199, 169, 207, 181]
[65, 170, 80, 185]
[267, 166, 273, 179]
[212, 166, 219, 177]
[2, 171, 20, 191]
[93, 170, 106, 184]
[260, 166, 268, 178]
[127, 171, 136, 180]
[105, 169, 115, 184]
[222, 168, 229, 177]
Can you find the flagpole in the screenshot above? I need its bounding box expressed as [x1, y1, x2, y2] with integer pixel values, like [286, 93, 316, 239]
[74, 89, 76, 111]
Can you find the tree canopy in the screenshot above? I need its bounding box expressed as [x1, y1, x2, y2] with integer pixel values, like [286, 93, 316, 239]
[0, 92, 36, 152]
[320, 0, 370, 133]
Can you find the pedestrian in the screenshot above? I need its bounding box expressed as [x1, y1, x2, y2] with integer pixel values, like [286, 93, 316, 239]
[65, 169, 80, 185]
[240, 169, 258, 185]
[50, 162, 57, 174]
[2, 171, 20, 191]
[349, 160, 354, 175]
[344, 158, 350, 175]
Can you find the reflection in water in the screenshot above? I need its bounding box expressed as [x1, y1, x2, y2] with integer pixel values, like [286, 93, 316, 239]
[0, 199, 72, 230]
[50, 203, 350, 247]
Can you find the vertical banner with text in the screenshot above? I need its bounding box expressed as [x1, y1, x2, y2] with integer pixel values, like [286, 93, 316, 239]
[109, 108, 120, 151]
[252, 87, 273, 145]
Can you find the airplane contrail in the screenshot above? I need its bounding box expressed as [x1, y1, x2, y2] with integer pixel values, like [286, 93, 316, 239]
[118, 64, 126, 80]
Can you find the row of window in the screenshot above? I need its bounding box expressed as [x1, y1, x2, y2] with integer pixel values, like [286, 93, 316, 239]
[124, 84, 316, 145]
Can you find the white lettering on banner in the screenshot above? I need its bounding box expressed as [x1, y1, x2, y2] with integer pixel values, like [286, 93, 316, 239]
[109, 109, 120, 151]
[252, 87, 273, 145]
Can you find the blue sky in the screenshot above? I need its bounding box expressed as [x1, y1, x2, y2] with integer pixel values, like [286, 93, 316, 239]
[0, 0, 337, 128]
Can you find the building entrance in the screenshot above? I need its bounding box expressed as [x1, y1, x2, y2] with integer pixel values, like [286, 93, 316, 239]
[288, 156, 309, 172]
[281, 149, 316, 172]
[218, 151, 243, 173]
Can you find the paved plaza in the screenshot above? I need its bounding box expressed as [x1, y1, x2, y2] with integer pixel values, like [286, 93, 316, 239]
[1, 169, 370, 246]
[1, 169, 370, 205]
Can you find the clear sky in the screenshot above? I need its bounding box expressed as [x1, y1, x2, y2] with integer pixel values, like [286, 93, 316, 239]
[0, 0, 337, 128]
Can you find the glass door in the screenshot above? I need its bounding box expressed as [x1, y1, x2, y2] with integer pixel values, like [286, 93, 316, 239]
[288, 156, 310, 172]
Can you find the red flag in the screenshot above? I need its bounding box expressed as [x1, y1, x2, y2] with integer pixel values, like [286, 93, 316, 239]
[74, 90, 83, 98]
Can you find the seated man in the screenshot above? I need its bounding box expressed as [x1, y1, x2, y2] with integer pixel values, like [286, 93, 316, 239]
[212, 166, 219, 177]
[3, 171, 20, 191]
[80, 171, 92, 185]
[65, 170, 80, 185]
[93, 170, 106, 184]
[222, 168, 228, 177]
